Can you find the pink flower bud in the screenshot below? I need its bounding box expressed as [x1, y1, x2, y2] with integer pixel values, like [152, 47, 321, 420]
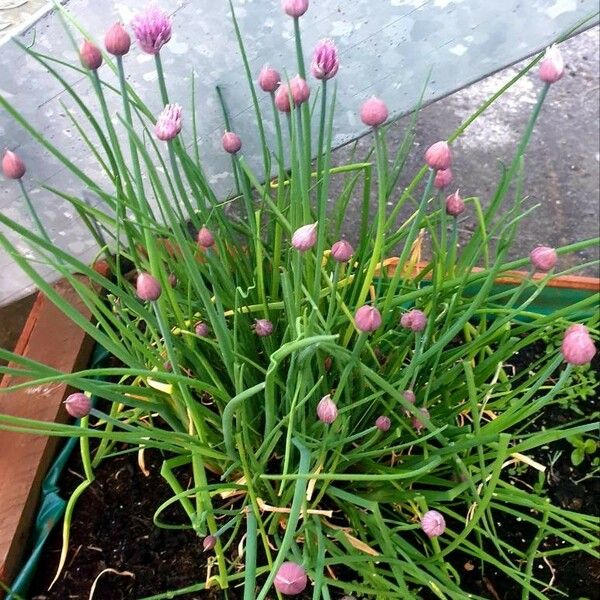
[274, 562, 308, 595]
[445, 189, 465, 217]
[291, 222, 318, 252]
[105, 23, 131, 56]
[529, 246, 557, 272]
[331, 239, 353, 263]
[136, 272, 162, 301]
[2, 150, 26, 180]
[539, 45, 564, 84]
[425, 141, 452, 171]
[375, 415, 391, 431]
[282, 0, 309, 18]
[403, 390, 416, 404]
[197, 226, 215, 249]
[403, 389, 416, 416]
[354, 305, 382, 333]
[324, 356, 333, 371]
[400, 309, 427, 332]
[64, 393, 91, 419]
[80, 40, 103, 70]
[155, 104, 182, 141]
[254, 319, 274, 337]
[360, 97, 388, 127]
[434, 168, 453, 189]
[131, 7, 172, 55]
[412, 407, 430, 432]
[421, 509, 446, 538]
[258, 65, 280, 92]
[274, 84, 291, 112]
[168, 273, 177, 287]
[203, 535, 217, 552]
[222, 131, 242, 154]
[311, 39, 339, 80]
[317, 394, 338, 424]
[290, 75, 310, 105]
[195, 321, 210, 337]
[561, 324, 596, 366]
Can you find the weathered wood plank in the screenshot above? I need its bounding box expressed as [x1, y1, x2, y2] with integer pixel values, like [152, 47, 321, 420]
[0, 278, 94, 593]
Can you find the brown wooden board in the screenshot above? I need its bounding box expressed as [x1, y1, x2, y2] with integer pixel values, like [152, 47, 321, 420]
[0, 278, 94, 595]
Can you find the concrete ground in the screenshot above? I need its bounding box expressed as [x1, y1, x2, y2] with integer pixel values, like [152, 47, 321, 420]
[1, 27, 598, 359]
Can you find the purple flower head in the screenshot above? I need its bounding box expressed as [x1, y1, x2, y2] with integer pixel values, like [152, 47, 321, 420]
[317, 394, 338, 424]
[529, 246, 557, 272]
[2, 150, 26, 180]
[421, 509, 446, 538]
[445, 189, 465, 217]
[258, 65, 280, 93]
[80, 40, 103, 70]
[360, 97, 388, 127]
[64, 393, 91, 419]
[539, 45, 564, 84]
[400, 309, 427, 332]
[197, 226, 215, 249]
[195, 321, 210, 337]
[434, 168, 453, 189]
[136, 272, 162, 301]
[355, 305, 382, 333]
[131, 7, 172, 55]
[155, 103, 182, 141]
[331, 239, 353, 263]
[291, 222, 318, 252]
[274, 561, 308, 595]
[222, 131, 242, 154]
[375, 415, 391, 431]
[412, 407, 430, 432]
[282, 0, 309, 18]
[254, 319, 274, 337]
[561, 324, 596, 366]
[311, 39, 339, 80]
[425, 141, 452, 171]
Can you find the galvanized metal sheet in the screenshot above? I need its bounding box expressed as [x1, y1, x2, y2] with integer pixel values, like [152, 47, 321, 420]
[0, 0, 597, 305]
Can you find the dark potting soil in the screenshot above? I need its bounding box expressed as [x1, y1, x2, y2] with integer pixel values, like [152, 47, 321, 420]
[28, 344, 600, 600]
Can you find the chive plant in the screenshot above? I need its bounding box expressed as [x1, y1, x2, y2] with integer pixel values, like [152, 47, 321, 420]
[0, 2, 598, 599]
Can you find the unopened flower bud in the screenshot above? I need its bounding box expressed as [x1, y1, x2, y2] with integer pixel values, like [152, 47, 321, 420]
[163, 361, 173, 372]
[274, 561, 308, 595]
[274, 84, 291, 112]
[131, 7, 172, 55]
[258, 65, 281, 92]
[311, 39, 339, 80]
[2, 150, 26, 179]
[64, 392, 91, 419]
[400, 309, 427, 332]
[290, 75, 310, 105]
[434, 168, 453, 189]
[155, 104, 182, 141]
[203, 535, 217, 552]
[324, 356, 333, 371]
[354, 305, 382, 333]
[561, 324, 596, 366]
[317, 394, 338, 424]
[375, 415, 391, 431]
[425, 141, 452, 171]
[445, 189, 465, 217]
[360, 97, 388, 127]
[403, 389, 416, 416]
[254, 319, 274, 337]
[195, 321, 210, 337]
[80, 40, 103, 70]
[412, 407, 430, 432]
[136, 272, 162, 301]
[168, 273, 177, 288]
[222, 131, 242, 154]
[331, 239, 353, 263]
[421, 509, 446, 538]
[197, 226, 215, 249]
[104, 22, 131, 56]
[539, 45, 564, 84]
[529, 246, 557, 272]
[282, 0, 309, 18]
[291, 222, 318, 252]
